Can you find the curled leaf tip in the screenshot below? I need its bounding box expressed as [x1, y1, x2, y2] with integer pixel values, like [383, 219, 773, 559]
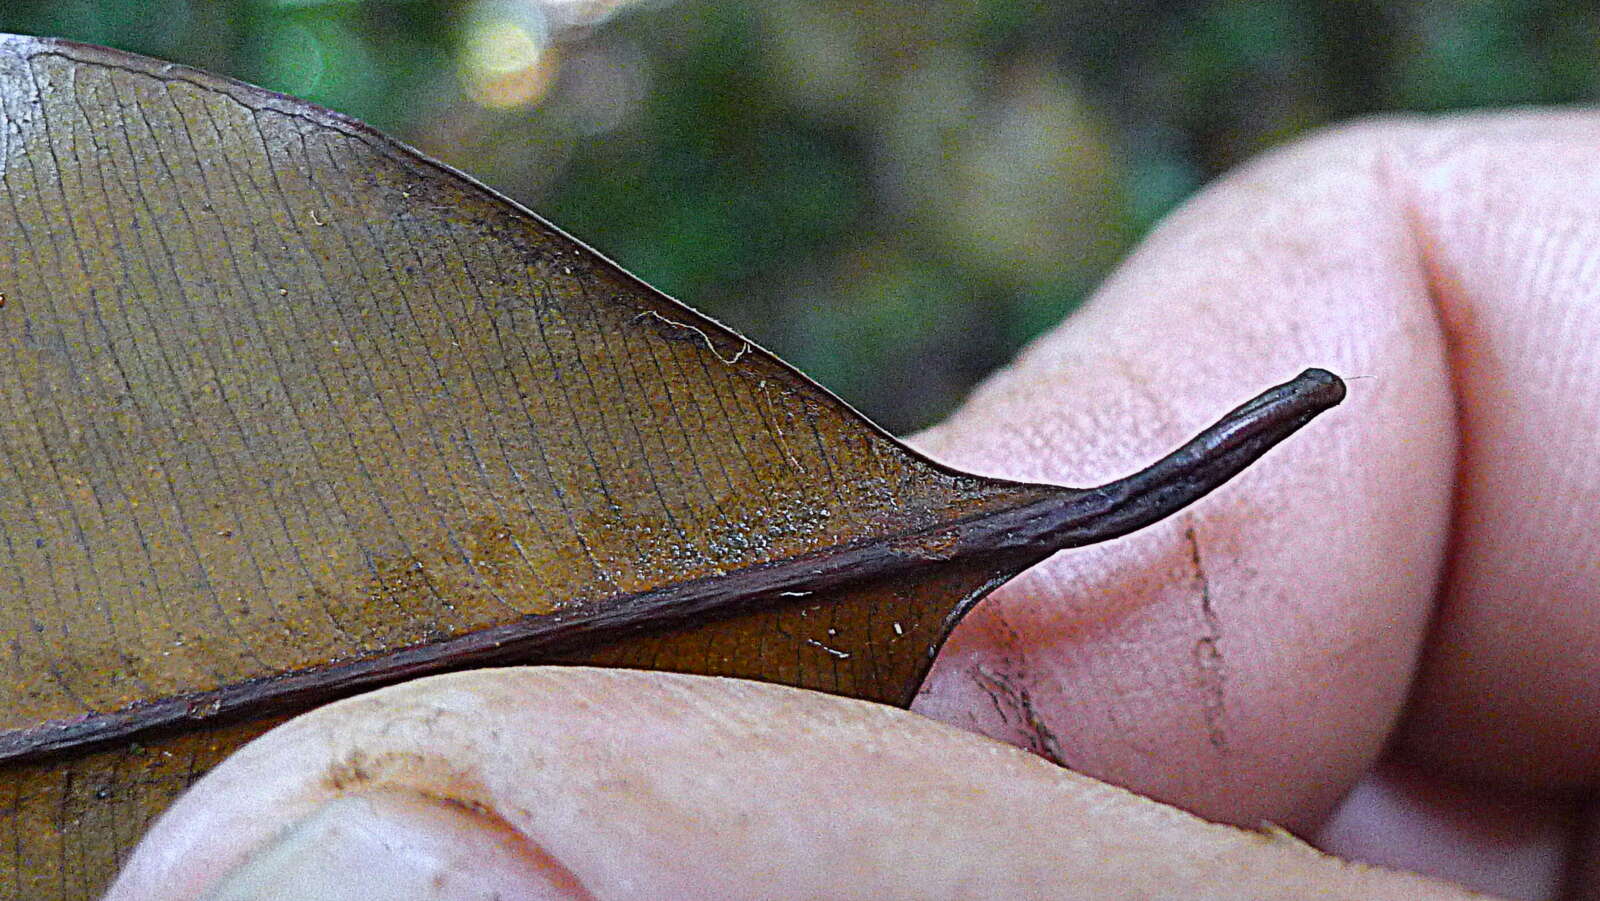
[1012, 368, 1348, 552]
[1295, 367, 1347, 404]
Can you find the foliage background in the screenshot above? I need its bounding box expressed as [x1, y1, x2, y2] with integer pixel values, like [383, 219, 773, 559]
[1, 0, 1592, 432]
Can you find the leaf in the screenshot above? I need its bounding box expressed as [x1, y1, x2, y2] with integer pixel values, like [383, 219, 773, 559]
[0, 35, 1343, 897]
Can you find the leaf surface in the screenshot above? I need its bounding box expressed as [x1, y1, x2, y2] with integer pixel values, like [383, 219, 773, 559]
[0, 35, 1343, 897]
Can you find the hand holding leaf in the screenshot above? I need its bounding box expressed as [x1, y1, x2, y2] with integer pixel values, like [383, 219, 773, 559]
[0, 35, 1387, 900]
[130, 111, 1600, 901]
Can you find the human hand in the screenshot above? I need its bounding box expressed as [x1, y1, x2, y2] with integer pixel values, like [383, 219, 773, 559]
[107, 111, 1598, 900]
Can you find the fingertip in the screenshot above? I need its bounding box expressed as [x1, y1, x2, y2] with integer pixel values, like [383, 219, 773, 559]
[911, 116, 1457, 830]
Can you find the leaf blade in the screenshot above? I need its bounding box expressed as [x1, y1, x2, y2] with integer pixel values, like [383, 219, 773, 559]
[0, 33, 1040, 748]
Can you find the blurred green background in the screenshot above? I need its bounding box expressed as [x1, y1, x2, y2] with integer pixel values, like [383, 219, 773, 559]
[2, 0, 1593, 432]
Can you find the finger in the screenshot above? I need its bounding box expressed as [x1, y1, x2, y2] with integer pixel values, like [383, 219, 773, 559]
[108, 667, 1473, 901]
[1314, 760, 1577, 901]
[911, 116, 1457, 833]
[1386, 113, 1600, 790]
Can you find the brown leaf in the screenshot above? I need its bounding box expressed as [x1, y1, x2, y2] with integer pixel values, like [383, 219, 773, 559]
[0, 35, 1343, 896]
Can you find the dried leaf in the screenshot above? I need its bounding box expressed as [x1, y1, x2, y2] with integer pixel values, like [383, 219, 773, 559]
[0, 35, 1343, 897]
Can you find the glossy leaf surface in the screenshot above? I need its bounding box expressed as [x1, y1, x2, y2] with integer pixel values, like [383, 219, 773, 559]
[0, 35, 1343, 897]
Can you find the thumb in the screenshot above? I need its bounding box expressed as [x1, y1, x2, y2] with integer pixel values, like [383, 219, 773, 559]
[108, 667, 1472, 900]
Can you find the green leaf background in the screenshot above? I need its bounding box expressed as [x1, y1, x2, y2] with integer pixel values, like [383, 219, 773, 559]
[2, 0, 1590, 432]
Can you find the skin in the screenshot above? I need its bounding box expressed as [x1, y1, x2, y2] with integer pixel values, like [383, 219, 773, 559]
[109, 111, 1600, 900]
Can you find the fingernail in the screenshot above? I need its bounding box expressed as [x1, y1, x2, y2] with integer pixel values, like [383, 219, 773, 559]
[201, 790, 586, 901]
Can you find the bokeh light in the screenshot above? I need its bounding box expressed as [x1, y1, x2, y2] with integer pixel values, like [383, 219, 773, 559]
[457, 0, 650, 109]
[460, 0, 553, 108]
